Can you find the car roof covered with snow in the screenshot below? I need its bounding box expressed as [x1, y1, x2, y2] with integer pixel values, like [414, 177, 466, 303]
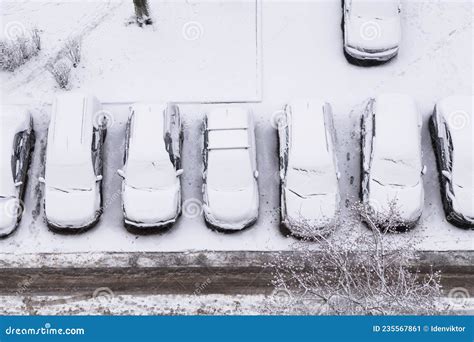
[47, 93, 100, 166]
[287, 100, 332, 171]
[350, 0, 399, 18]
[129, 103, 170, 162]
[373, 93, 421, 163]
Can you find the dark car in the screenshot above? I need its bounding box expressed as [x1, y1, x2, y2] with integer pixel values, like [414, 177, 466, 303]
[430, 95, 473, 228]
[0, 107, 35, 237]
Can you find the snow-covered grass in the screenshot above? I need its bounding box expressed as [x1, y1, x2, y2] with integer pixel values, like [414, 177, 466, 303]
[0, 0, 472, 254]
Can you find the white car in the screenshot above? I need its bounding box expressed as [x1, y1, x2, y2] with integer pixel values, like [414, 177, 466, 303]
[0, 108, 35, 237]
[430, 95, 473, 228]
[117, 103, 183, 231]
[40, 93, 106, 231]
[361, 93, 425, 230]
[278, 100, 341, 238]
[343, 0, 401, 62]
[202, 107, 259, 231]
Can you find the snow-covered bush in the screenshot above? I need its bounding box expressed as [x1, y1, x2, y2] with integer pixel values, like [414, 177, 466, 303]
[47, 60, 72, 89]
[0, 28, 41, 71]
[267, 202, 442, 315]
[64, 37, 81, 68]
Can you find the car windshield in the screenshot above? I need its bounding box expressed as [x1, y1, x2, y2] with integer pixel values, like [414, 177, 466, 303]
[126, 159, 176, 190]
[286, 166, 336, 197]
[352, 0, 398, 19]
[207, 149, 253, 191]
[46, 163, 95, 191]
[371, 158, 420, 187]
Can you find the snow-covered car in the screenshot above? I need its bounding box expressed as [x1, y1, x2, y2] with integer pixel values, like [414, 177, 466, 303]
[361, 94, 425, 230]
[343, 0, 401, 62]
[202, 107, 259, 231]
[40, 93, 106, 232]
[430, 95, 473, 228]
[117, 103, 183, 231]
[0, 108, 35, 237]
[277, 100, 341, 238]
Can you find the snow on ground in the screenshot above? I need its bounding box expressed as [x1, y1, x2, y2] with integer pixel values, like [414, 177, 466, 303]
[0, 0, 473, 254]
[1, 0, 261, 103]
[0, 294, 472, 315]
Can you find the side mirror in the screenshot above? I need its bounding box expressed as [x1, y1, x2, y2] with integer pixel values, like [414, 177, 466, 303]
[117, 169, 125, 179]
[38, 177, 45, 184]
[421, 165, 427, 175]
[14, 181, 23, 187]
[96, 175, 103, 181]
[176, 169, 184, 177]
[441, 170, 450, 179]
[254, 170, 259, 179]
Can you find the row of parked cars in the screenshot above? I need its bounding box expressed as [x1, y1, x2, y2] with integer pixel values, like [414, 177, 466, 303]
[0, 93, 472, 238]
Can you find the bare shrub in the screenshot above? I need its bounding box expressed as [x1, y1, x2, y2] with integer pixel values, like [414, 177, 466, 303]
[47, 60, 72, 89]
[0, 28, 41, 71]
[267, 202, 443, 315]
[30, 27, 41, 51]
[64, 37, 81, 68]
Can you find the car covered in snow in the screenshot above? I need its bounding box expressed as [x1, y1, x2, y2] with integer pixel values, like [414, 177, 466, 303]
[343, 0, 401, 62]
[430, 95, 473, 228]
[202, 107, 259, 231]
[0, 107, 35, 237]
[40, 93, 106, 232]
[361, 93, 425, 230]
[277, 100, 341, 238]
[117, 103, 183, 231]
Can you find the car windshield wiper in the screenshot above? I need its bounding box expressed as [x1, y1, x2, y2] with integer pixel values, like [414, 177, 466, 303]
[49, 187, 91, 193]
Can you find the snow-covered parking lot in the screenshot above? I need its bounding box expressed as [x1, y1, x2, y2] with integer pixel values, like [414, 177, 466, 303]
[0, 0, 472, 257]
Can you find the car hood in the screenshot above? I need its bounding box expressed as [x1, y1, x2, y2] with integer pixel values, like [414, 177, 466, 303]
[123, 184, 180, 224]
[283, 189, 339, 230]
[204, 185, 258, 229]
[0, 197, 19, 236]
[346, 16, 400, 51]
[451, 186, 474, 220]
[368, 180, 424, 223]
[45, 187, 100, 227]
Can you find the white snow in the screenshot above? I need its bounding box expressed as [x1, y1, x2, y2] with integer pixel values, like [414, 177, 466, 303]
[282, 100, 340, 232]
[43, 93, 102, 228]
[0, 0, 472, 254]
[344, 0, 401, 57]
[367, 93, 424, 223]
[204, 107, 259, 229]
[122, 103, 181, 226]
[0, 0, 262, 103]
